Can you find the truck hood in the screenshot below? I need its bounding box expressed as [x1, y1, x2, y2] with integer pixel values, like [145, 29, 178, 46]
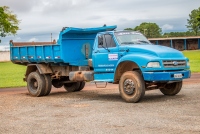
[121, 45, 184, 59]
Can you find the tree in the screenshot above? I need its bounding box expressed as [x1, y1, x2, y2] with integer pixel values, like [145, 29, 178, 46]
[186, 7, 200, 36]
[0, 6, 20, 38]
[127, 22, 162, 38]
[197, 14, 200, 29]
[124, 28, 134, 31]
[162, 31, 199, 38]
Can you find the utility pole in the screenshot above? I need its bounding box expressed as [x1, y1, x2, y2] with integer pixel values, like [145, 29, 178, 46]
[51, 33, 52, 42]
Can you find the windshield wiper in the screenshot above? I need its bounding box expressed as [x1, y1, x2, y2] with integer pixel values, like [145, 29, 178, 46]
[121, 42, 135, 44]
[138, 40, 150, 44]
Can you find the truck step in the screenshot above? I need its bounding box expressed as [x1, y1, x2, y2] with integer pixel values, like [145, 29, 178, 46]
[91, 81, 108, 88]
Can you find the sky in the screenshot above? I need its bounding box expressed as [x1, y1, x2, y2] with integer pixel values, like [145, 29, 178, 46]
[0, 0, 200, 47]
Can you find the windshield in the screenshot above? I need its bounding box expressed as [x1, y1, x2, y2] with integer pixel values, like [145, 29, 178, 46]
[115, 31, 151, 45]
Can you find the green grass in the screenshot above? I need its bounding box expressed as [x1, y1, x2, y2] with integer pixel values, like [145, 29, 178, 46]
[0, 50, 199, 88]
[0, 62, 26, 88]
[182, 50, 200, 73]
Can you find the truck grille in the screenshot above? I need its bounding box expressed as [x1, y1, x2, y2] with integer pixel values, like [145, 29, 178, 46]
[163, 60, 186, 68]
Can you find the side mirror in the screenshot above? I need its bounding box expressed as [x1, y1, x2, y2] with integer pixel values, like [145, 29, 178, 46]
[98, 36, 103, 46]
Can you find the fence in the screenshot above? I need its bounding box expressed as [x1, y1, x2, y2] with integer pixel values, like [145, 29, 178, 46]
[0, 51, 10, 62]
[149, 36, 200, 51]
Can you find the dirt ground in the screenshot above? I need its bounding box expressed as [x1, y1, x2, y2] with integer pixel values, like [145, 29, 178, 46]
[0, 73, 200, 134]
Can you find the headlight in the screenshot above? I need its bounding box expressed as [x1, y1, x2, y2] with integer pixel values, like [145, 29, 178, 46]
[187, 60, 190, 67]
[147, 62, 161, 68]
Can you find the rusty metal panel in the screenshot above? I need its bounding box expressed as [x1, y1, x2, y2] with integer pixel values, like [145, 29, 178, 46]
[69, 71, 94, 81]
[36, 64, 53, 74]
[10, 40, 56, 47]
[84, 44, 90, 59]
[51, 66, 69, 76]
[79, 66, 90, 71]
[88, 59, 93, 67]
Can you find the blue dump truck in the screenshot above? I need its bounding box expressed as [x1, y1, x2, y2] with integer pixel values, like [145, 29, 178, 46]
[10, 25, 191, 103]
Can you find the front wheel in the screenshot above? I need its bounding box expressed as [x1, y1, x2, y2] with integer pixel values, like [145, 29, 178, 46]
[160, 81, 182, 96]
[119, 71, 145, 103]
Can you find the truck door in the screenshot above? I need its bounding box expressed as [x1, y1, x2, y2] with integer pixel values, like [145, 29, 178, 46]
[93, 34, 119, 73]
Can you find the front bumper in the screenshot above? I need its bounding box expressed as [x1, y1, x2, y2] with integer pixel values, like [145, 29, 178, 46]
[143, 70, 191, 81]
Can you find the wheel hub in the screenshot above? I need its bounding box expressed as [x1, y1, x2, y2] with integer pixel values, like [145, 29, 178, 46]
[33, 81, 38, 88]
[123, 79, 135, 95]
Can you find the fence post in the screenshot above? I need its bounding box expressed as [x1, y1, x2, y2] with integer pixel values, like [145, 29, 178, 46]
[170, 39, 173, 48]
[184, 39, 187, 50]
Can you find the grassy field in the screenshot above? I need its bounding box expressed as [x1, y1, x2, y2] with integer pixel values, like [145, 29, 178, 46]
[0, 50, 199, 88]
[0, 62, 26, 88]
[182, 50, 200, 73]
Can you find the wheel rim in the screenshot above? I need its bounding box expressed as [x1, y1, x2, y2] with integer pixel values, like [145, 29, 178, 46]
[123, 79, 135, 95]
[30, 78, 38, 91]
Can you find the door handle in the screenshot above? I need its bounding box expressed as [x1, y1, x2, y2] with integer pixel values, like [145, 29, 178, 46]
[94, 50, 100, 53]
[120, 49, 129, 52]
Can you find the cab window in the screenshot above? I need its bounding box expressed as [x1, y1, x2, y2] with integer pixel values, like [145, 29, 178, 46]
[98, 34, 116, 48]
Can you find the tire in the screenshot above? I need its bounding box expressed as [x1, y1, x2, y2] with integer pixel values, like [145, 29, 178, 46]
[27, 72, 46, 97]
[64, 82, 80, 92]
[160, 81, 182, 96]
[52, 79, 63, 88]
[75, 81, 86, 91]
[43, 74, 52, 96]
[119, 71, 145, 103]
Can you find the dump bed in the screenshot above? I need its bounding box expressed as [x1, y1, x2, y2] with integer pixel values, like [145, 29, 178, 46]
[10, 25, 116, 66]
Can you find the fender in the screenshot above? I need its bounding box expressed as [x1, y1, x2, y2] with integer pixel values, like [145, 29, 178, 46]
[113, 54, 159, 83]
[116, 53, 159, 70]
[24, 64, 53, 81]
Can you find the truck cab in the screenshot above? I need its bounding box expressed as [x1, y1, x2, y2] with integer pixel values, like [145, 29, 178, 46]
[93, 31, 190, 81]
[92, 30, 190, 102]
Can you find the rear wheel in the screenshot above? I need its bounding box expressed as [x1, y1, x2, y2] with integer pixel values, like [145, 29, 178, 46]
[27, 72, 45, 97]
[119, 71, 145, 103]
[64, 82, 80, 92]
[43, 74, 52, 96]
[75, 81, 86, 91]
[160, 81, 182, 95]
[52, 79, 63, 88]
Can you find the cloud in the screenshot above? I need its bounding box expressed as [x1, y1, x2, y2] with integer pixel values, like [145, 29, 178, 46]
[28, 37, 38, 42]
[0, 0, 39, 13]
[162, 24, 174, 31]
[0, 0, 200, 46]
[16, 37, 22, 41]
